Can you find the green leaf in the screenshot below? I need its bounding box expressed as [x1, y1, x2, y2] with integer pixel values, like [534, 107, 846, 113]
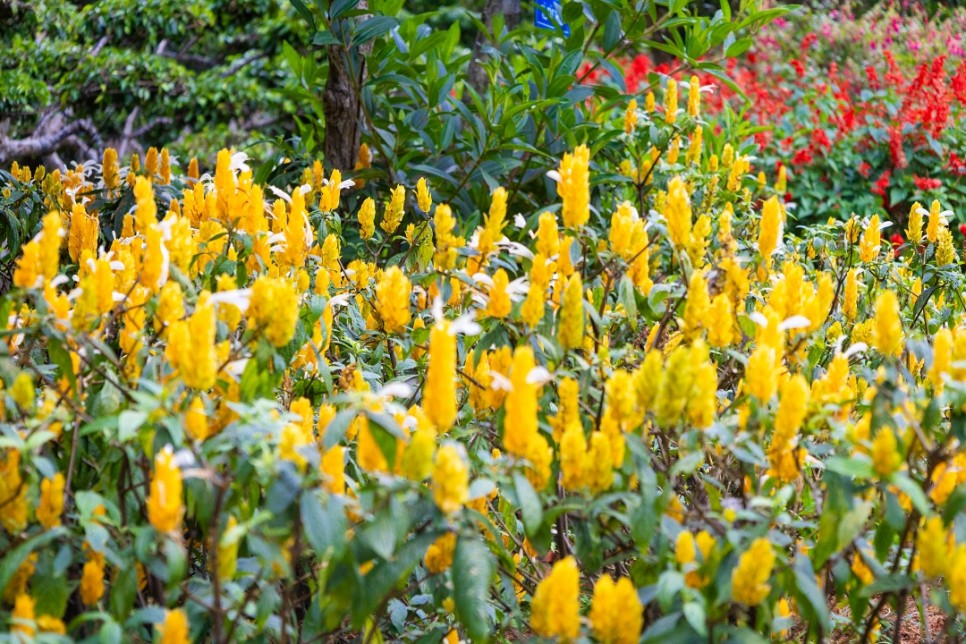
[671, 450, 704, 477]
[837, 501, 872, 554]
[619, 275, 638, 331]
[452, 538, 494, 642]
[682, 602, 706, 636]
[290, 0, 316, 30]
[323, 408, 358, 448]
[824, 456, 873, 479]
[301, 491, 346, 559]
[512, 472, 543, 539]
[313, 30, 341, 46]
[602, 10, 622, 52]
[48, 337, 76, 394]
[0, 528, 66, 595]
[118, 409, 148, 442]
[110, 564, 138, 620]
[656, 570, 685, 612]
[891, 473, 931, 516]
[353, 16, 398, 47]
[365, 411, 400, 469]
[793, 555, 830, 635]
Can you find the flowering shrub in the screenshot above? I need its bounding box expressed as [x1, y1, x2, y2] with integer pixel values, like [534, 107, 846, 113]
[1, 72, 966, 644]
[602, 2, 966, 231]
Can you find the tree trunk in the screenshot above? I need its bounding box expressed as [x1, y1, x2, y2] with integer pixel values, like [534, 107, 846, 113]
[465, 0, 522, 97]
[323, 0, 370, 173]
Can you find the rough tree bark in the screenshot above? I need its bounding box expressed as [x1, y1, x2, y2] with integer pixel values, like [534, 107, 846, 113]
[323, 0, 371, 173]
[465, 0, 522, 97]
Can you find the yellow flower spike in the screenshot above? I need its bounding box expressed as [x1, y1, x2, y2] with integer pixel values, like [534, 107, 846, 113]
[676, 531, 697, 564]
[102, 147, 120, 194]
[158, 608, 190, 644]
[425, 532, 457, 573]
[757, 196, 782, 274]
[525, 433, 553, 490]
[559, 421, 588, 491]
[10, 372, 35, 411]
[217, 516, 240, 582]
[682, 270, 709, 340]
[929, 328, 952, 391]
[37, 473, 65, 529]
[433, 204, 464, 270]
[590, 575, 643, 644]
[859, 214, 882, 262]
[535, 211, 560, 257]
[768, 374, 809, 483]
[248, 276, 300, 348]
[664, 78, 678, 124]
[358, 197, 376, 240]
[155, 276, 186, 332]
[432, 444, 468, 515]
[872, 290, 904, 357]
[12, 594, 35, 638]
[503, 346, 538, 457]
[79, 547, 106, 606]
[688, 74, 700, 118]
[936, 227, 957, 266]
[147, 446, 184, 533]
[665, 176, 692, 251]
[624, 99, 638, 134]
[732, 538, 774, 606]
[707, 294, 734, 348]
[483, 268, 512, 320]
[907, 201, 923, 244]
[949, 545, 966, 613]
[745, 345, 778, 402]
[160, 148, 171, 185]
[375, 266, 412, 334]
[871, 428, 902, 478]
[401, 424, 436, 481]
[416, 178, 432, 213]
[644, 91, 655, 112]
[926, 199, 943, 243]
[424, 320, 457, 432]
[320, 168, 344, 212]
[916, 516, 950, 579]
[530, 556, 580, 641]
[381, 187, 406, 235]
[555, 145, 590, 229]
[557, 273, 584, 351]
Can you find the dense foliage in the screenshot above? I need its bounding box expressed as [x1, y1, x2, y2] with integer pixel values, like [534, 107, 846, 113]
[2, 1, 966, 643]
[0, 0, 302, 163]
[595, 2, 966, 227]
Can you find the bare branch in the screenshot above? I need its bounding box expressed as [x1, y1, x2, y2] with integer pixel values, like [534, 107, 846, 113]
[221, 51, 268, 78]
[131, 117, 174, 140]
[0, 118, 103, 166]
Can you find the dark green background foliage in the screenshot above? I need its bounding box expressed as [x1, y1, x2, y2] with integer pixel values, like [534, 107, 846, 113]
[0, 0, 302, 161]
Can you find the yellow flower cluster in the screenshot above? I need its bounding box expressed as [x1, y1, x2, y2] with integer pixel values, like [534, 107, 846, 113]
[3, 81, 966, 640]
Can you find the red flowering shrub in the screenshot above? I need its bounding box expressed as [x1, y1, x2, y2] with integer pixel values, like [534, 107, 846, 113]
[597, 2, 966, 228]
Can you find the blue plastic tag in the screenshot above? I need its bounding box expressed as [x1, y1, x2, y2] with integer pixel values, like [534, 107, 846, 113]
[535, 0, 570, 36]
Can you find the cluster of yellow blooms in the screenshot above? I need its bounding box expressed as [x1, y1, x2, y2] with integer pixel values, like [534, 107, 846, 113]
[2, 78, 966, 641]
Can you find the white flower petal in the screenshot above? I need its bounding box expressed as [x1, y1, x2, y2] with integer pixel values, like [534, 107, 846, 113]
[779, 315, 812, 331]
[268, 185, 293, 204]
[450, 312, 481, 336]
[749, 311, 769, 328]
[526, 366, 552, 386]
[210, 289, 252, 311]
[843, 342, 867, 358]
[378, 381, 414, 400]
[490, 372, 512, 391]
